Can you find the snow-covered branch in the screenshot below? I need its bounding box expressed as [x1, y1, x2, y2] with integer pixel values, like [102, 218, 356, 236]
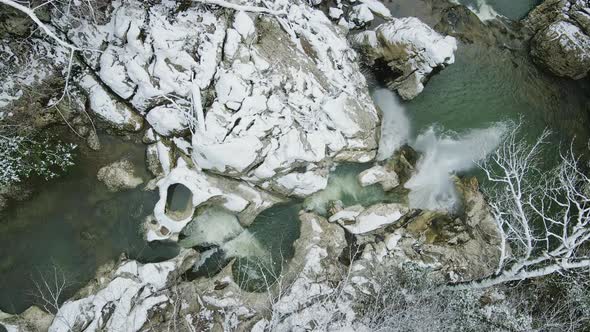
[0, 0, 80, 51]
[193, 0, 287, 16]
[450, 124, 590, 289]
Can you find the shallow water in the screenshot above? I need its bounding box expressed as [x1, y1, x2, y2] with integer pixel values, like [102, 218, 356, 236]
[304, 163, 406, 215]
[183, 202, 301, 291]
[0, 135, 178, 314]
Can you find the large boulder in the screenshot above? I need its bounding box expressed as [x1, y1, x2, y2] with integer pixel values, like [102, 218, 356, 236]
[352, 17, 457, 100]
[96, 159, 143, 192]
[525, 0, 590, 79]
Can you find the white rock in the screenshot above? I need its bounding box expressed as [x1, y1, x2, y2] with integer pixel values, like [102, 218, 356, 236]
[357, 165, 400, 190]
[360, 0, 392, 18]
[328, 205, 364, 223]
[276, 171, 329, 197]
[215, 72, 248, 108]
[146, 105, 189, 136]
[233, 11, 256, 40]
[340, 203, 409, 234]
[329, 7, 344, 20]
[349, 4, 374, 26]
[49, 254, 190, 332]
[80, 75, 143, 132]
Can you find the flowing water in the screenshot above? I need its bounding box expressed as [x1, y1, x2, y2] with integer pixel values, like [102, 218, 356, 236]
[371, 41, 590, 211]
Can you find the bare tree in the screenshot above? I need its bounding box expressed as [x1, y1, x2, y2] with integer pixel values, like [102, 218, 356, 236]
[451, 123, 590, 289]
[30, 263, 72, 314]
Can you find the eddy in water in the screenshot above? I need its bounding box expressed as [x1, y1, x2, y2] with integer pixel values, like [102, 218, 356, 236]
[373, 88, 507, 212]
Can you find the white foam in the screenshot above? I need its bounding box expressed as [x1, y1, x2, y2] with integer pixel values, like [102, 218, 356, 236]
[405, 123, 507, 211]
[452, 0, 501, 21]
[178, 208, 244, 248]
[373, 89, 411, 160]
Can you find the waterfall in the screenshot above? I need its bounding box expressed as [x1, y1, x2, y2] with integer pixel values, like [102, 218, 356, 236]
[451, 0, 501, 21]
[405, 124, 507, 211]
[373, 89, 411, 161]
[375, 87, 507, 212]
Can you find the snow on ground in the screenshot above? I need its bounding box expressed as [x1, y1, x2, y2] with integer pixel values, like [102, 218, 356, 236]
[145, 105, 189, 136]
[49, 253, 190, 332]
[331, 203, 409, 234]
[80, 75, 143, 131]
[0, 36, 69, 110]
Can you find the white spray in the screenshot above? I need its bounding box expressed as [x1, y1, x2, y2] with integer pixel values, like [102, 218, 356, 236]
[373, 89, 411, 161]
[404, 124, 507, 211]
[374, 87, 507, 212]
[450, 0, 501, 21]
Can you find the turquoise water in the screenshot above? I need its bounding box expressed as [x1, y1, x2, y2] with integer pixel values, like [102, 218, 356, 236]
[0, 136, 178, 314]
[183, 202, 301, 291]
[304, 163, 407, 215]
[402, 44, 590, 158]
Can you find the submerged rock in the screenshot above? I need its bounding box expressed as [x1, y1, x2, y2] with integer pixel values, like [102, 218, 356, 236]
[525, 0, 590, 79]
[97, 159, 143, 192]
[352, 17, 457, 99]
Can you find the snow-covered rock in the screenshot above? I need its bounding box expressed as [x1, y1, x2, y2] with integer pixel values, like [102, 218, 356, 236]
[357, 164, 400, 190]
[48, 251, 196, 332]
[80, 75, 143, 132]
[349, 4, 375, 27]
[332, 202, 409, 234]
[359, 0, 392, 19]
[145, 105, 189, 137]
[147, 159, 281, 241]
[352, 18, 457, 99]
[96, 159, 143, 192]
[60, 0, 381, 237]
[68, 0, 378, 196]
[274, 169, 329, 197]
[526, 0, 590, 79]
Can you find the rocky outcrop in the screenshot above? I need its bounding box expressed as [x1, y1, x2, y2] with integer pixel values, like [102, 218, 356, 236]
[525, 0, 590, 79]
[96, 159, 143, 192]
[357, 164, 400, 190]
[65, 0, 379, 196]
[352, 17, 457, 100]
[329, 202, 410, 234]
[48, 250, 197, 332]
